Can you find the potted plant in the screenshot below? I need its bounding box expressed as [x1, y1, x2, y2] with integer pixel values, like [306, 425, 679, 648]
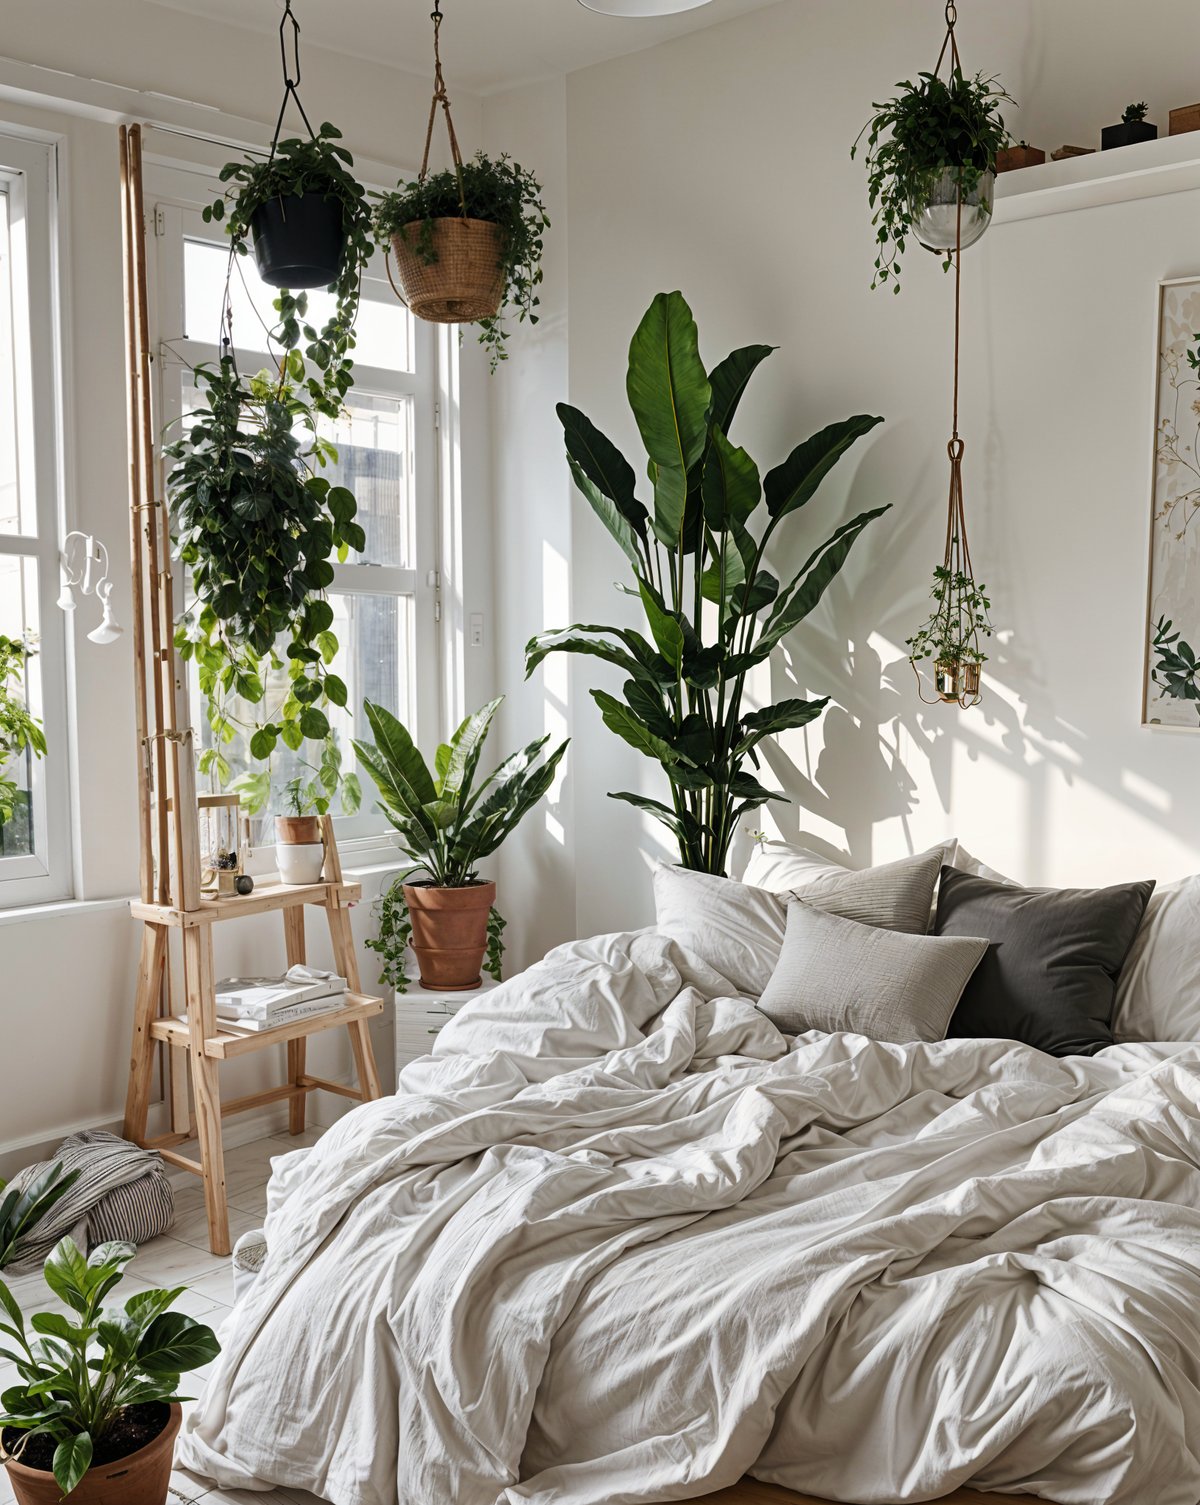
[0, 632, 46, 856]
[1102, 101, 1157, 151]
[906, 565, 993, 704]
[526, 291, 888, 877]
[375, 152, 549, 370]
[995, 139, 1045, 172]
[0, 1236, 219, 1505]
[853, 67, 1013, 290]
[353, 697, 567, 990]
[274, 777, 325, 885]
[206, 123, 373, 293]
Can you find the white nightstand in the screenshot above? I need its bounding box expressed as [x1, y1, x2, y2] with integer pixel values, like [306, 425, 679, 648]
[394, 974, 501, 1077]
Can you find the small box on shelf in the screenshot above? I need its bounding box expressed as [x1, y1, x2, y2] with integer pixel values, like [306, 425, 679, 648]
[996, 144, 1045, 173]
[1170, 104, 1200, 136]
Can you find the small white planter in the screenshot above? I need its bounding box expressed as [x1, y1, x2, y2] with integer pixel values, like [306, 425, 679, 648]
[277, 841, 325, 886]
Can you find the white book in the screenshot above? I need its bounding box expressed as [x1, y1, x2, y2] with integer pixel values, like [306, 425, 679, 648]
[215, 967, 348, 1017]
[183, 993, 347, 1034]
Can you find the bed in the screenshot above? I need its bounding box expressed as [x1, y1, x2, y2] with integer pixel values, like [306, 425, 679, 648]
[176, 895, 1200, 1505]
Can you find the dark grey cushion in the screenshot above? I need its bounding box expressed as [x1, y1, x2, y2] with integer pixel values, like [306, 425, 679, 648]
[935, 867, 1155, 1055]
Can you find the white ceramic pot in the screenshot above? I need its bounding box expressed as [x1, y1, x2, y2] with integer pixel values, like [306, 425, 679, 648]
[276, 841, 325, 886]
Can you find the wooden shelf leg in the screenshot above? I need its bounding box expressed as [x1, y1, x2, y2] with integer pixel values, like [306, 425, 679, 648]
[283, 906, 308, 1136]
[123, 923, 168, 1144]
[184, 924, 230, 1256]
[325, 900, 382, 1102]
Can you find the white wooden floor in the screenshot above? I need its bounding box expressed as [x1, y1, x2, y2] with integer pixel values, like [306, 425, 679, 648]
[0, 1127, 326, 1505]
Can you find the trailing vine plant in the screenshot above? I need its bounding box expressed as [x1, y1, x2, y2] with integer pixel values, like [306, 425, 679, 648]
[907, 565, 992, 669]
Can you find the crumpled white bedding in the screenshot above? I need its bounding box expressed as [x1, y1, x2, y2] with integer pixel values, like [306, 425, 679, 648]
[177, 929, 1200, 1505]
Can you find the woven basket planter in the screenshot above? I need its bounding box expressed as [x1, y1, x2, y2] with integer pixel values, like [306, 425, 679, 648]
[389, 218, 505, 324]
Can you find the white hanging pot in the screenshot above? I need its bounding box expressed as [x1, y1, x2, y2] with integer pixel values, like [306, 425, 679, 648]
[911, 167, 995, 254]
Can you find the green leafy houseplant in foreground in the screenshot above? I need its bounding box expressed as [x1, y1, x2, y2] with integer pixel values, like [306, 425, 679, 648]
[0, 633, 46, 835]
[853, 67, 1013, 290]
[354, 697, 567, 992]
[0, 1237, 219, 1498]
[375, 152, 549, 370]
[526, 290, 889, 877]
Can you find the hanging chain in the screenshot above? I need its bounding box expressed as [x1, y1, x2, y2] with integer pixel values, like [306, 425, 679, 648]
[268, 0, 317, 163]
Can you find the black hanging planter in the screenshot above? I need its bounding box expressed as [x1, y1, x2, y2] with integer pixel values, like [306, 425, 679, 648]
[250, 191, 345, 288]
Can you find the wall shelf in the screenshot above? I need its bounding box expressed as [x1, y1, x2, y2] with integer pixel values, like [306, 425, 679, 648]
[996, 132, 1200, 224]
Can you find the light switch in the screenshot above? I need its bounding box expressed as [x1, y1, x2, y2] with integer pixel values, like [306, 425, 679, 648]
[469, 612, 485, 648]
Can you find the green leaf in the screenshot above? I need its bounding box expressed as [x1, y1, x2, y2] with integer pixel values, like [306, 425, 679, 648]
[557, 403, 647, 535]
[42, 1240, 89, 1316]
[361, 701, 436, 805]
[701, 426, 761, 532]
[762, 414, 884, 520]
[53, 1430, 92, 1496]
[249, 725, 278, 761]
[298, 706, 330, 741]
[591, 690, 691, 766]
[735, 696, 830, 754]
[637, 579, 683, 674]
[137, 1312, 220, 1375]
[706, 344, 774, 438]
[567, 457, 641, 568]
[626, 292, 712, 541]
[608, 790, 706, 847]
[443, 698, 502, 803]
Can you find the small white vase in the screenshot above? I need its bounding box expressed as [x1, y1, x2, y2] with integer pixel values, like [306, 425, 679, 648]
[277, 841, 325, 886]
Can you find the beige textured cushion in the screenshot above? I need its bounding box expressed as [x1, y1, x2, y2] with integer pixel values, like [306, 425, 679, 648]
[757, 902, 989, 1043]
[788, 848, 944, 934]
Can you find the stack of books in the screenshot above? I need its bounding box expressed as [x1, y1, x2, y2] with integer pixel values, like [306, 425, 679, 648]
[208, 965, 349, 1034]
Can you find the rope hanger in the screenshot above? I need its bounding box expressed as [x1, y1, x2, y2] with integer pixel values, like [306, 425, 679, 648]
[420, 0, 467, 207]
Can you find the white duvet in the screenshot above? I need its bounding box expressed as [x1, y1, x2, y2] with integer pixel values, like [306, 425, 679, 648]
[178, 930, 1200, 1505]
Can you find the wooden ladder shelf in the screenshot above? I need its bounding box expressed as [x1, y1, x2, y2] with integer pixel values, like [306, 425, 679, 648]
[118, 123, 383, 1256]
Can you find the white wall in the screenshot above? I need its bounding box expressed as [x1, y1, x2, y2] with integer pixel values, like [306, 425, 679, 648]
[489, 0, 1200, 946]
[0, 1, 489, 1173]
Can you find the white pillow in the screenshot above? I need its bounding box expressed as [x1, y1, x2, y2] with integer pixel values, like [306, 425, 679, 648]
[1113, 874, 1200, 1041]
[743, 836, 957, 893]
[652, 865, 786, 998]
[948, 840, 1016, 886]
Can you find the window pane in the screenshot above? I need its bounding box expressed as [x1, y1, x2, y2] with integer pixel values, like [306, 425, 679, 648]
[193, 590, 413, 823]
[183, 237, 413, 372]
[0, 190, 25, 536]
[323, 393, 414, 568]
[0, 553, 42, 860]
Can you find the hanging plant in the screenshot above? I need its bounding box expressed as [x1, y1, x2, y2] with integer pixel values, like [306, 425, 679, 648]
[374, 1, 548, 370]
[907, 561, 993, 704]
[852, 5, 1013, 293]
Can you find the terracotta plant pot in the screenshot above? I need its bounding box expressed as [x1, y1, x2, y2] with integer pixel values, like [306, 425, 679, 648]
[275, 814, 321, 845]
[389, 219, 505, 324]
[5, 1403, 180, 1505]
[403, 880, 496, 990]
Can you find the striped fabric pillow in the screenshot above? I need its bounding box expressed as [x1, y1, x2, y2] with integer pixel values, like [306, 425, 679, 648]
[788, 847, 945, 935]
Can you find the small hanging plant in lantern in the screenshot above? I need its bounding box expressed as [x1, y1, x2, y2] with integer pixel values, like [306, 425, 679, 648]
[374, 0, 549, 370]
[852, 1, 1013, 292]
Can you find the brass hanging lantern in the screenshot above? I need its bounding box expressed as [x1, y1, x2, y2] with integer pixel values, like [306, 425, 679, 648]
[907, 1, 995, 710]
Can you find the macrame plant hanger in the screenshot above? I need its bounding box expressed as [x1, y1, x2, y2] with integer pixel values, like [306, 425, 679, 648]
[912, 0, 989, 710]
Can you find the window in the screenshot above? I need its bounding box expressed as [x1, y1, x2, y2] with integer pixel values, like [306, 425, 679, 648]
[0, 133, 70, 904]
[149, 162, 440, 847]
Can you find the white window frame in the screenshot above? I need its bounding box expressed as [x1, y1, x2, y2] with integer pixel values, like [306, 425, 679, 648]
[0, 131, 72, 906]
[145, 157, 442, 853]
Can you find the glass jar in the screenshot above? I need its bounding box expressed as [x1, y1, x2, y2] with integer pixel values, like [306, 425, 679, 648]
[911, 168, 995, 254]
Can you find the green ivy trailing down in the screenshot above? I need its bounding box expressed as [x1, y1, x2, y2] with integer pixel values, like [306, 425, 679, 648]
[852, 67, 1013, 292]
[907, 565, 993, 669]
[0, 632, 46, 830]
[374, 151, 549, 371]
[525, 290, 888, 878]
[355, 697, 566, 995]
[204, 123, 373, 420]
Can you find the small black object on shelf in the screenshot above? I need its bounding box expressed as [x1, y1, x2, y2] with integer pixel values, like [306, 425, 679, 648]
[1102, 102, 1158, 151]
[235, 874, 255, 896]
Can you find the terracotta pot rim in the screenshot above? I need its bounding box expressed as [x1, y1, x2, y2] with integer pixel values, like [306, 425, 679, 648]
[4, 1402, 181, 1486]
[403, 878, 496, 891]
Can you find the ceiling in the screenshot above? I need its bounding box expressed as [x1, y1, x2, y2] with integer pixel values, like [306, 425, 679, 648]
[146, 0, 782, 96]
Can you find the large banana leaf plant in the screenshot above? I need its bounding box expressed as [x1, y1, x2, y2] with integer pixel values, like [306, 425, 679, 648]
[527, 290, 888, 875]
[352, 696, 568, 991]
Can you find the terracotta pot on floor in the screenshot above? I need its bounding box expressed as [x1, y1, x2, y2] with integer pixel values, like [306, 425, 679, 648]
[5, 1403, 181, 1505]
[404, 879, 496, 990]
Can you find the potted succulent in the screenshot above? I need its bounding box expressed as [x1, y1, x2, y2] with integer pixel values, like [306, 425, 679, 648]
[1102, 101, 1157, 151]
[853, 67, 1014, 290]
[907, 565, 993, 704]
[274, 777, 325, 885]
[354, 697, 567, 990]
[995, 139, 1045, 172]
[205, 123, 373, 292]
[0, 1236, 219, 1505]
[375, 152, 549, 370]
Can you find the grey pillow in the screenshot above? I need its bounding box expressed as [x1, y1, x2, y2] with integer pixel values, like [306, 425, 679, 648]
[758, 901, 989, 1043]
[789, 846, 945, 935]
